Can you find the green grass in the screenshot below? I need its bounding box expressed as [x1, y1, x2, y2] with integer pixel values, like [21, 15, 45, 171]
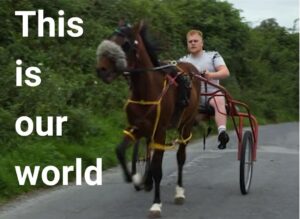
[0, 111, 124, 204]
[0, 107, 297, 204]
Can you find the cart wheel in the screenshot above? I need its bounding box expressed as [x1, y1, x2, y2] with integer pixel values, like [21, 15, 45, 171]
[240, 130, 254, 195]
[131, 139, 150, 191]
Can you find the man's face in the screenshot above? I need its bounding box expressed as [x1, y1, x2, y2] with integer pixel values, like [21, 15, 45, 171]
[187, 34, 203, 55]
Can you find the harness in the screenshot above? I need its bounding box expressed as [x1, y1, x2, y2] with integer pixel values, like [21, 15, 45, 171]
[123, 63, 193, 151]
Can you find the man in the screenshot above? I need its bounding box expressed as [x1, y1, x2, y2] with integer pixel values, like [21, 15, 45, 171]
[179, 29, 230, 149]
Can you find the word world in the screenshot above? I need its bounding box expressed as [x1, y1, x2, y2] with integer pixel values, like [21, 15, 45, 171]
[15, 158, 102, 186]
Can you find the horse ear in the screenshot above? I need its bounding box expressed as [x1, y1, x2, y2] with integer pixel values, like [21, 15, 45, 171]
[132, 20, 144, 35]
[138, 20, 145, 32]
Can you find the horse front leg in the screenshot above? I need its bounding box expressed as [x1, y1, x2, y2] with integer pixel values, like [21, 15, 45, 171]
[148, 149, 164, 218]
[175, 122, 193, 205]
[116, 136, 133, 182]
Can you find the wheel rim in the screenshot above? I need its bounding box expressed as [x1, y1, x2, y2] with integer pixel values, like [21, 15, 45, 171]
[240, 131, 255, 195]
[244, 136, 253, 191]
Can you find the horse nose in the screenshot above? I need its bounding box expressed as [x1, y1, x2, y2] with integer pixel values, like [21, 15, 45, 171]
[96, 67, 113, 83]
[96, 67, 107, 78]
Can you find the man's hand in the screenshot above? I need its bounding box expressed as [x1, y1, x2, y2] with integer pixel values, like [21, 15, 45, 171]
[203, 70, 212, 80]
[204, 66, 230, 80]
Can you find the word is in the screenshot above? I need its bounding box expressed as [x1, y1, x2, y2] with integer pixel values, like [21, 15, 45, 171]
[15, 59, 41, 87]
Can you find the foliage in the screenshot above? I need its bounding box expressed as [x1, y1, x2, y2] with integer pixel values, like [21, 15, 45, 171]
[0, 0, 298, 202]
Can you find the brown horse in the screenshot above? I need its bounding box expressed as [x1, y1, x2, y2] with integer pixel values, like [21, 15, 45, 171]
[96, 21, 201, 217]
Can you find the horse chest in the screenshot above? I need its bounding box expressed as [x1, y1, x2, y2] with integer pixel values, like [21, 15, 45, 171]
[126, 104, 157, 120]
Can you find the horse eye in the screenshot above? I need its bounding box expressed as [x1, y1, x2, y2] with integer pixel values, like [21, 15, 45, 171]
[122, 42, 131, 52]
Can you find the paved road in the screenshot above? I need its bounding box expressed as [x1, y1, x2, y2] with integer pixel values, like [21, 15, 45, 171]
[0, 122, 298, 219]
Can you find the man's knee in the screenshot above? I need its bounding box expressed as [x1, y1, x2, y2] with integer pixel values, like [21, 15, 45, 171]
[209, 96, 225, 108]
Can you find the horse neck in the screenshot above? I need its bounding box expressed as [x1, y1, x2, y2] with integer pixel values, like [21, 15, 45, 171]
[130, 35, 164, 100]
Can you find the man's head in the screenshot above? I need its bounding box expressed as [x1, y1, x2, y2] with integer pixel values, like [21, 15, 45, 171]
[186, 30, 204, 55]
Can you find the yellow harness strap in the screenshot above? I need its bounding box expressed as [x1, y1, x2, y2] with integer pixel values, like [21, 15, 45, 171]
[123, 129, 136, 141]
[149, 142, 176, 150]
[124, 80, 167, 143]
[175, 133, 193, 145]
[150, 133, 192, 150]
[126, 99, 160, 105]
[123, 73, 193, 151]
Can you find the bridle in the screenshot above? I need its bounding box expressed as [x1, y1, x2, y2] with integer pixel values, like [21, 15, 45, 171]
[111, 24, 182, 76]
[110, 25, 138, 62]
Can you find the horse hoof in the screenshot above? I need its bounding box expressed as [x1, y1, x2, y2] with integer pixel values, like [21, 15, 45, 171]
[148, 211, 161, 218]
[174, 197, 185, 205]
[174, 186, 185, 205]
[133, 173, 146, 191]
[133, 173, 142, 186]
[148, 203, 162, 218]
[134, 185, 143, 191]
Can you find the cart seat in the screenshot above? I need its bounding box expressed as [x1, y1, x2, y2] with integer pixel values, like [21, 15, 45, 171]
[198, 104, 232, 116]
[198, 104, 215, 116]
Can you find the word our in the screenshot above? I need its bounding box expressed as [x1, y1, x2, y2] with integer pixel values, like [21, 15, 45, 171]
[15, 158, 102, 186]
[15, 116, 68, 136]
[15, 10, 83, 37]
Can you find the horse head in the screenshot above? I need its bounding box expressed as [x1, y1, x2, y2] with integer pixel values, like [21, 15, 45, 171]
[96, 21, 141, 83]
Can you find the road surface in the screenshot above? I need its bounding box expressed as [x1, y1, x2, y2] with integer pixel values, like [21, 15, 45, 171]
[0, 122, 298, 219]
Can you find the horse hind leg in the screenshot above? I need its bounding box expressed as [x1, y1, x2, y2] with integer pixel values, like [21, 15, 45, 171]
[175, 143, 187, 205]
[144, 138, 153, 192]
[116, 137, 133, 182]
[144, 170, 153, 192]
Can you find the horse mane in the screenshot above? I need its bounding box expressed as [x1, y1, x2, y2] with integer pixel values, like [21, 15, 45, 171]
[139, 24, 160, 67]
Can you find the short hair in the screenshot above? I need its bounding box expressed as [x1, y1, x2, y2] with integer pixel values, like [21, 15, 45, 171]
[186, 30, 203, 39]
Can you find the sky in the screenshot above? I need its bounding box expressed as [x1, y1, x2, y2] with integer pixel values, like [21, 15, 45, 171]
[222, 0, 299, 29]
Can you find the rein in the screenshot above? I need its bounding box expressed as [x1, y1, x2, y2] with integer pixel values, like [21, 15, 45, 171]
[123, 63, 177, 75]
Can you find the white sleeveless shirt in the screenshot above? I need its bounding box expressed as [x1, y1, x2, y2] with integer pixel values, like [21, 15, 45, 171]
[179, 50, 226, 93]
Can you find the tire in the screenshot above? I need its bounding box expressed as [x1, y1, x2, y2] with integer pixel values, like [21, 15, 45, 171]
[131, 139, 150, 191]
[239, 130, 254, 195]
